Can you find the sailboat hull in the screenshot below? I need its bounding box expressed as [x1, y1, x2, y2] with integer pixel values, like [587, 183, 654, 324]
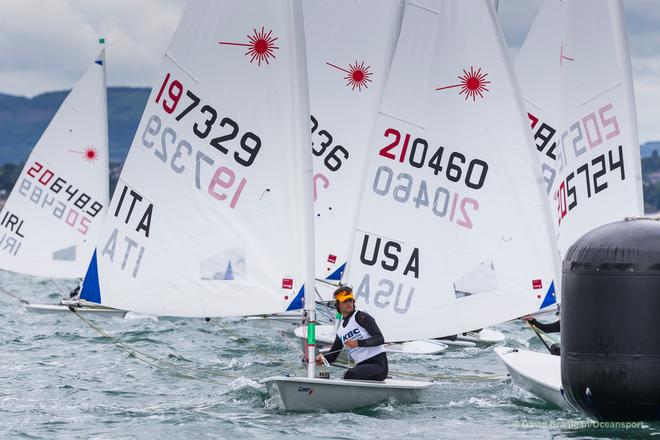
[494, 346, 572, 411]
[295, 324, 448, 355]
[24, 303, 126, 317]
[244, 311, 304, 324]
[457, 328, 506, 344]
[263, 376, 432, 411]
[384, 340, 447, 355]
[435, 328, 506, 347]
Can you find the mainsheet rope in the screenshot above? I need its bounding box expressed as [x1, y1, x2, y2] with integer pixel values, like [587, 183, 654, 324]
[69, 307, 503, 384]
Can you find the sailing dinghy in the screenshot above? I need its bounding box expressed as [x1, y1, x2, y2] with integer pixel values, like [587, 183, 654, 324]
[76, 0, 431, 411]
[267, 0, 565, 410]
[0, 43, 117, 316]
[293, 0, 506, 354]
[336, 0, 560, 343]
[496, 0, 644, 408]
[246, 0, 402, 325]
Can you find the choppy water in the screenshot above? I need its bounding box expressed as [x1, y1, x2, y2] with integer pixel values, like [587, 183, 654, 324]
[1, 271, 658, 440]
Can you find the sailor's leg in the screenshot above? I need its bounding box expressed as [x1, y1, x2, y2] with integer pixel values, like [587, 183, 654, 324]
[343, 353, 388, 381]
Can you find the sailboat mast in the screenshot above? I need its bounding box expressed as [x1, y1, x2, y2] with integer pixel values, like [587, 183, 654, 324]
[98, 37, 109, 204]
[611, 0, 644, 213]
[291, 0, 317, 379]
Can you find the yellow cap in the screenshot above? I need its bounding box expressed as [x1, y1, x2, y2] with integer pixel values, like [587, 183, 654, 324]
[334, 290, 354, 303]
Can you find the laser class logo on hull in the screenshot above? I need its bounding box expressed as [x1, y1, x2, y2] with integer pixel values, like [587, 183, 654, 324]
[298, 386, 314, 395]
[219, 27, 279, 66]
[436, 67, 491, 101]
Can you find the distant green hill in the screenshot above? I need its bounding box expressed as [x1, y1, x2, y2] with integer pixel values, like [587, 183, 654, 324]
[2, 86, 660, 212]
[640, 141, 660, 158]
[0, 87, 149, 164]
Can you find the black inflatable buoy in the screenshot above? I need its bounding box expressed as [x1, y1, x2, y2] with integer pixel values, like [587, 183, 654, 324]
[562, 218, 660, 421]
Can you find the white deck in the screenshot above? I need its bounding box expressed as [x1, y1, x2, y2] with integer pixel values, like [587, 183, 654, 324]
[494, 346, 572, 411]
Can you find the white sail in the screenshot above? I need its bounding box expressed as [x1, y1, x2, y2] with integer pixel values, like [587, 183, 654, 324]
[303, 0, 404, 297]
[0, 50, 109, 279]
[342, 0, 561, 342]
[81, 0, 315, 318]
[514, 0, 563, 205]
[453, 259, 498, 294]
[516, 0, 644, 257]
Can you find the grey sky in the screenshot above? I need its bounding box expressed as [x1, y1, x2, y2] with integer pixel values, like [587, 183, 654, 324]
[0, 0, 658, 142]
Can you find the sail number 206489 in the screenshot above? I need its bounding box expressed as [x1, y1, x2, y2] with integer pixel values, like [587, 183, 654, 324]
[18, 162, 104, 235]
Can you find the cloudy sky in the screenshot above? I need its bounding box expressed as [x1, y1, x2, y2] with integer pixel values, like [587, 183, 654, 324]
[1, 0, 659, 142]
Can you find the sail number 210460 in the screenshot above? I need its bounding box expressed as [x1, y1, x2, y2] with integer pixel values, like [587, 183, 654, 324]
[374, 128, 489, 229]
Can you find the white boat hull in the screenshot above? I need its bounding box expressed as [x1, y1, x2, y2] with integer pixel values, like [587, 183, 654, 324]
[263, 376, 432, 411]
[296, 325, 447, 355]
[494, 346, 572, 411]
[436, 328, 506, 347]
[294, 324, 336, 344]
[24, 303, 127, 317]
[434, 338, 476, 348]
[458, 328, 505, 344]
[244, 311, 304, 324]
[384, 340, 447, 355]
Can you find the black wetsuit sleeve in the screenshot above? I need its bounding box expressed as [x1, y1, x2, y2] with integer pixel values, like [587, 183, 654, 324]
[530, 318, 560, 333]
[355, 311, 385, 347]
[323, 335, 343, 364]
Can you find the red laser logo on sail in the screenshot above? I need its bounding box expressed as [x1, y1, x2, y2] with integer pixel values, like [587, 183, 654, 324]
[326, 61, 373, 91]
[218, 27, 279, 66]
[68, 145, 98, 162]
[436, 67, 491, 101]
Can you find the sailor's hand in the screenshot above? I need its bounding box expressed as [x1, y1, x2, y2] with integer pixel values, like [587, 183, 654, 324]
[315, 354, 325, 365]
[521, 315, 534, 322]
[344, 339, 358, 349]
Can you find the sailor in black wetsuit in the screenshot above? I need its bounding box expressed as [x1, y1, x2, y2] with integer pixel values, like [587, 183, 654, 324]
[315, 286, 388, 381]
[523, 315, 561, 356]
